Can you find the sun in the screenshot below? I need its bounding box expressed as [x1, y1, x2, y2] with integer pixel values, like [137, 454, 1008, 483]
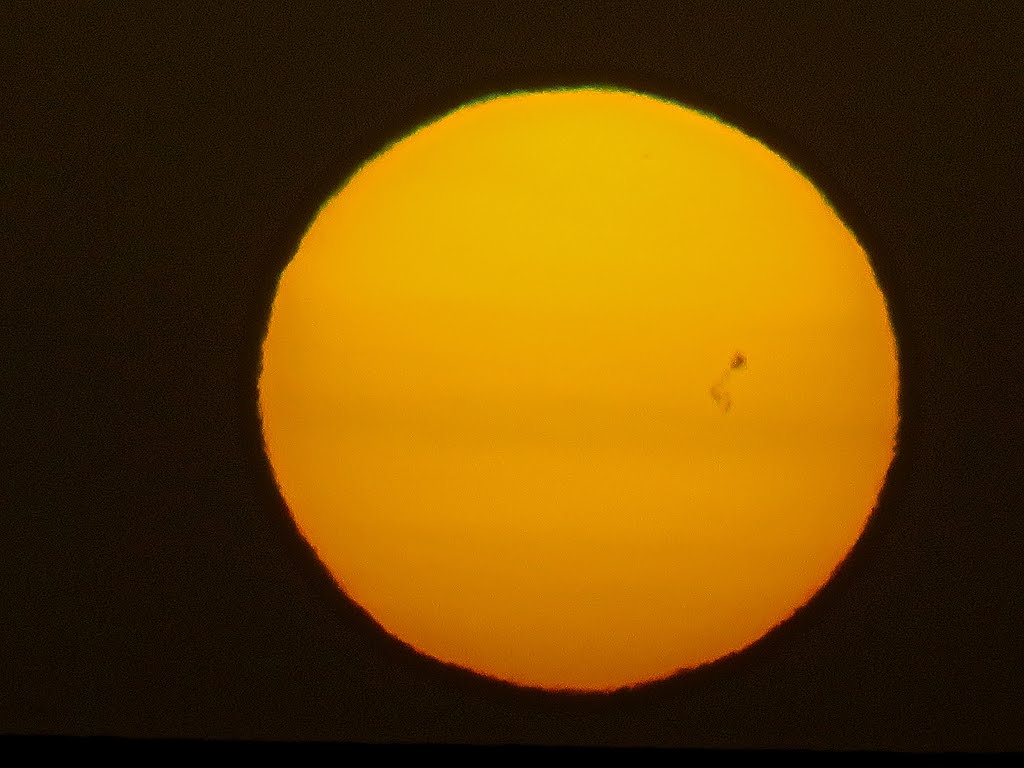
[258, 86, 899, 692]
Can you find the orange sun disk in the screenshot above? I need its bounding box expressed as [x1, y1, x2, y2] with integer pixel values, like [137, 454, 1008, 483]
[258, 87, 899, 692]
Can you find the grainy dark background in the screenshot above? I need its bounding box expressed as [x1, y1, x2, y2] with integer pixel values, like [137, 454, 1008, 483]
[3, 2, 1021, 750]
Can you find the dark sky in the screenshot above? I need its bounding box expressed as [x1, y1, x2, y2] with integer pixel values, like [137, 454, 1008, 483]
[3, 2, 1022, 750]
